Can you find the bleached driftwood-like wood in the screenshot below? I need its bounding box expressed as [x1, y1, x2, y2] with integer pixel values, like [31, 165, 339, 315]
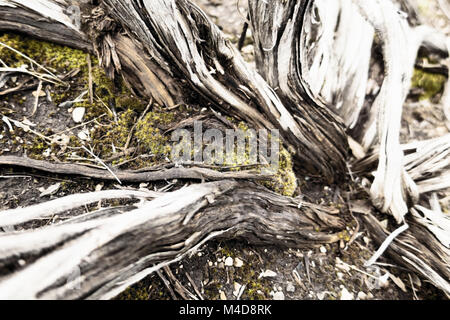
[353, 134, 450, 194]
[0, 181, 344, 299]
[0, 0, 91, 50]
[0, 155, 273, 183]
[363, 212, 450, 297]
[0, 0, 449, 299]
[299, 0, 374, 129]
[247, 0, 349, 179]
[412, 205, 450, 249]
[0, 189, 162, 228]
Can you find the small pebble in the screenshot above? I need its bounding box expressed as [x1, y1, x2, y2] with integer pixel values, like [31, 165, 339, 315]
[357, 292, 367, 300]
[77, 129, 90, 141]
[340, 287, 354, 300]
[286, 283, 295, 293]
[233, 282, 242, 297]
[317, 292, 326, 300]
[259, 270, 277, 278]
[72, 107, 85, 123]
[234, 258, 244, 268]
[320, 246, 327, 253]
[224, 257, 234, 267]
[272, 291, 285, 300]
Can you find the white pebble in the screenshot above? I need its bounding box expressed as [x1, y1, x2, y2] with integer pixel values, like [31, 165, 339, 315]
[233, 282, 242, 297]
[340, 287, 354, 300]
[219, 290, 227, 300]
[259, 270, 277, 278]
[224, 257, 234, 267]
[272, 291, 285, 300]
[357, 292, 367, 300]
[286, 283, 295, 292]
[72, 107, 85, 123]
[234, 258, 244, 268]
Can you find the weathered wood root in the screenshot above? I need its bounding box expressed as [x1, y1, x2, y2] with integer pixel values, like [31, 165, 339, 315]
[0, 181, 344, 299]
[362, 213, 450, 298]
[352, 134, 450, 194]
[0, 0, 349, 182]
[0, 155, 272, 183]
[0, 0, 449, 299]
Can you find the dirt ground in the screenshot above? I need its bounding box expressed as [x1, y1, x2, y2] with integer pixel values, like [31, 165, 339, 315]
[0, 0, 449, 300]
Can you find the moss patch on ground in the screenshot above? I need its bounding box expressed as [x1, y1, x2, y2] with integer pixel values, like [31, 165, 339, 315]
[0, 33, 88, 71]
[0, 32, 172, 167]
[411, 68, 447, 101]
[1, 32, 298, 195]
[0, 32, 300, 300]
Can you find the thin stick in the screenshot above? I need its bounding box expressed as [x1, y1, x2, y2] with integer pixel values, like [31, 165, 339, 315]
[156, 270, 178, 300]
[164, 266, 197, 300]
[0, 41, 60, 81]
[408, 273, 419, 300]
[365, 223, 409, 267]
[32, 81, 43, 116]
[185, 272, 203, 300]
[82, 145, 122, 184]
[237, 14, 250, 51]
[0, 189, 159, 227]
[87, 54, 94, 105]
[0, 155, 273, 183]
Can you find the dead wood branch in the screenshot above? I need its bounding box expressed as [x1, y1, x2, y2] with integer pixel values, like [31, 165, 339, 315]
[363, 212, 450, 297]
[0, 0, 449, 299]
[0, 181, 343, 299]
[0, 155, 272, 183]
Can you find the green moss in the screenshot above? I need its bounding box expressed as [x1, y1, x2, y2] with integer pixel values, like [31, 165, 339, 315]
[88, 108, 134, 160]
[0, 33, 145, 121]
[262, 148, 297, 197]
[411, 68, 446, 101]
[87, 105, 176, 167]
[245, 280, 271, 300]
[217, 121, 298, 197]
[0, 33, 161, 164]
[135, 107, 174, 158]
[0, 33, 88, 71]
[23, 136, 47, 160]
[219, 243, 236, 258]
[107, 109, 136, 145]
[68, 61, 145, 120]
[232, 257, 271, 300]
[338, 230, 351, 242]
